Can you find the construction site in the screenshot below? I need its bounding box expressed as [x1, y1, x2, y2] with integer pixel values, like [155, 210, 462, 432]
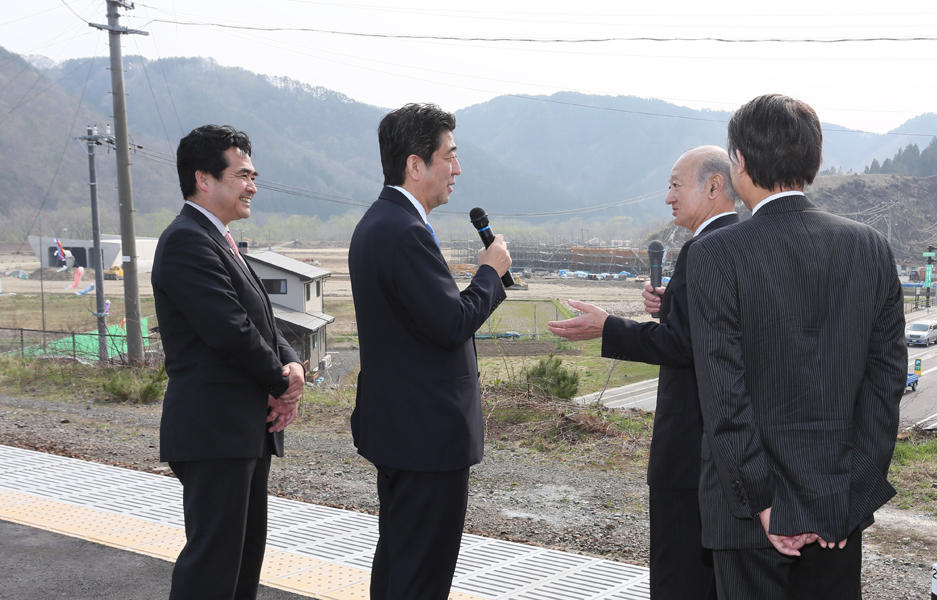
[446, 241, 675, 276]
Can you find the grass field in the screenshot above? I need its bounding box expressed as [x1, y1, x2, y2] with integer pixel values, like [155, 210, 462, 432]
[889, 429, 937, 515]
[0, 293, 656, 396]
[479, 338, 659, 396]
[0, 294, 157, 332]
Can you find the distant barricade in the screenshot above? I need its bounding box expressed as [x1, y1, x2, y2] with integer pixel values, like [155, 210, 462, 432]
[0, 326, 163, 366]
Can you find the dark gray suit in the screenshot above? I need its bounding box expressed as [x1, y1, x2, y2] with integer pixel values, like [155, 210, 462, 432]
[153, 203, 300, 599]
[349, 187, 506, 599]
[603, 213, 737, 599]
[686, 194, 905, 596]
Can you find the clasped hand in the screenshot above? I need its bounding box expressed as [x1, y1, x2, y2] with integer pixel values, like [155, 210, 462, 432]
[759, 507, 847, 557]
[267, 362, 304, 432]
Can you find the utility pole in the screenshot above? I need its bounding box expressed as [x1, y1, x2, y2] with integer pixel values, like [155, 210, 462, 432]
[925, 246, 935, 310]
[90, 1, 148, 365]
[76, 125, 112, 363]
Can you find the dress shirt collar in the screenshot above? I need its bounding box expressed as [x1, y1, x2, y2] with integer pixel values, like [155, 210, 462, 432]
[694, 211, 738, 237]
[185, 200, 230, 237]
[751, 190, 805, 216]
[390, 185, 428, 224]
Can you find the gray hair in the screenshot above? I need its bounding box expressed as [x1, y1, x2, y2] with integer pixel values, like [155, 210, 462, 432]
[696, 150, 740, 205]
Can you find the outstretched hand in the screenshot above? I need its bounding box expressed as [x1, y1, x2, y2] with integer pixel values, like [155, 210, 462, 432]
[546, 300, 609, 341]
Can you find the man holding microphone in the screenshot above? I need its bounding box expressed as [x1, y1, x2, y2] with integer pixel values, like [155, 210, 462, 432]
[549, 146, 739, 599]
[348, 103, 511, 600]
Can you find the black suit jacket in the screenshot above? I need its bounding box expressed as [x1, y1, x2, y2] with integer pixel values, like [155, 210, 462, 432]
[348, 187, 506, 472]
[152, 204, 299, 462]
[602, 213, 739, 489]
[687, 195, 906, 549]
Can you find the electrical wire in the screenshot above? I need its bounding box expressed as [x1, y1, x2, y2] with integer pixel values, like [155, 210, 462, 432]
[15, 55, 98, 256]
[141, 18, 937, 44]
[130, 38, 176, 155]
[127, 144, 667, 218]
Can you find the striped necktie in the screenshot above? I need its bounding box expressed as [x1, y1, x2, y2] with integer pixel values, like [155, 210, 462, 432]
[224, 230, 246, 265]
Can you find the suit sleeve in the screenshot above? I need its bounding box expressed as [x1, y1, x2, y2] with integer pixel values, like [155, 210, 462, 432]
[276, 330, 301, 368]
[157, 226, 290, 396]
[391, 223, 505, 350]
[687, 241, 775, 518]
[600, 284, 693, 367]
[854, 246, 905, 476]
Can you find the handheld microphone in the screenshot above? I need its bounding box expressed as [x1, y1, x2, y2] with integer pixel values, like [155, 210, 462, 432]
[648, 240, 664, 318]
[469, 207, 514, 288]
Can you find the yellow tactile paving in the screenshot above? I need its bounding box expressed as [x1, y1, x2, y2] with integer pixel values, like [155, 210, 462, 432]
[0, 488, 491, 600]
[0, 446, 650, 599]
[271, 562, 369, 594]
[260, 548, 329, 581]
[0, 489, 185, 560]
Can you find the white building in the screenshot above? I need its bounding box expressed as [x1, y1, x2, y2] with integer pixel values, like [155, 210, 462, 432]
[243, 250, 335, 373]
[27, 234, 159, 272]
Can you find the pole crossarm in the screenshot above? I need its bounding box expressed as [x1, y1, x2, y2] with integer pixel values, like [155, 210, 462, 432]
[88, 22, 149, 36]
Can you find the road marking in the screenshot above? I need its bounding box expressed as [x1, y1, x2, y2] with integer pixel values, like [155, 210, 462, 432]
[912, 411, 937, 429]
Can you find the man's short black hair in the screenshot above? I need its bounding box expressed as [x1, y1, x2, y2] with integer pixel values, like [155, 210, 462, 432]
[727, 94, 822, 190]
[378, 103, 456, 186]
[176, 125, 252, 199]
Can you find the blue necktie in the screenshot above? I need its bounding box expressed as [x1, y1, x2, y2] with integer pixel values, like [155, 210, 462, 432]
[426, 221, 440, 248]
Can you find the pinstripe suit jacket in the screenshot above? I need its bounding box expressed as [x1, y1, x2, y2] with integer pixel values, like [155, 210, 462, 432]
[686, 194, 906, 550]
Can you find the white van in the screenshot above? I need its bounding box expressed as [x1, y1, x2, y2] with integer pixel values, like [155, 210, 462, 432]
[905, 321, 937, 346]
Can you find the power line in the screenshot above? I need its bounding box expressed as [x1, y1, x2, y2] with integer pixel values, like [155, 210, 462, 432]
[141, 18, 937, 44]
[16, 55, 98, 256]
[129, 39, 175, 155]
[128, 145, 664, 218]
[58, 0, 89, 24]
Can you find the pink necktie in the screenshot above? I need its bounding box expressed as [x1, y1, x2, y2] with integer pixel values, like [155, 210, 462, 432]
[224, 231, 246, 265]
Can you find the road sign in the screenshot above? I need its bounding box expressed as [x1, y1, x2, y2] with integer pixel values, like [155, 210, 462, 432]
[927, 264, 933, 287]
[915, 358, 922, 375]
[924, 252, 936, 258]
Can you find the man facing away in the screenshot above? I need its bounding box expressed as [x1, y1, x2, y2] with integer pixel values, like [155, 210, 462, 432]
[687, 94, 906, 599]
[348, 103, 512, 599]
[548, 145, 739, 599]
[152, 125, 305, 600]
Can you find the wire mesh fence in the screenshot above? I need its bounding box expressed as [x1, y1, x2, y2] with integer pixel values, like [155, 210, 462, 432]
[0, 327, 163, 365]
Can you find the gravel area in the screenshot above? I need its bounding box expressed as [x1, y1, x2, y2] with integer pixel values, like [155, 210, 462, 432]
[0, 392, 934, 599]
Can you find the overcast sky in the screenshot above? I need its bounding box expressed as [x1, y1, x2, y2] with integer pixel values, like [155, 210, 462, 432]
[2, 1, 936, 135]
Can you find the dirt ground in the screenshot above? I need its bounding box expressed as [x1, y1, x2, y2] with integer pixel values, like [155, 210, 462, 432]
[0, 246, 650, 316]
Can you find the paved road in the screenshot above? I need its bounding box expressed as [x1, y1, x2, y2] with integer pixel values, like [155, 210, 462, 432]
[578, 310, 937, 430]
[0, 520, 306, 600]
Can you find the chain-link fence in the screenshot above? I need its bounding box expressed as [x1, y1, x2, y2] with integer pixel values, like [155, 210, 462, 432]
[0, 327, 163, 365]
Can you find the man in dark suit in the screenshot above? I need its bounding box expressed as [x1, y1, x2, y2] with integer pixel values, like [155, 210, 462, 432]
[687, 94, 906, 599]
[152, 125, 305, 600]
[547, 145, 738, 599]
[348, 103, 511, 600]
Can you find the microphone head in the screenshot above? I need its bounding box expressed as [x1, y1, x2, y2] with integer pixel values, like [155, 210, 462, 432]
[648, 240, 664, 261]
[469, 207, 489, 228]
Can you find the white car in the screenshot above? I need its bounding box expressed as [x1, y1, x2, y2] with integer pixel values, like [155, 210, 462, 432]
[905, 322, 937, 346]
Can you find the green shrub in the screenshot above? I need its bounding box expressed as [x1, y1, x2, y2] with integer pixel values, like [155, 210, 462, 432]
[101, 365, 167, 403]
[524, 355, 580, 399]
